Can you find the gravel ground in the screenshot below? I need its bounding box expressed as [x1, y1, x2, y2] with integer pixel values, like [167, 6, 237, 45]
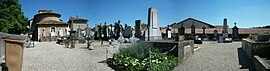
[22, 41, 123, 71]
[173, 41, 254, 71]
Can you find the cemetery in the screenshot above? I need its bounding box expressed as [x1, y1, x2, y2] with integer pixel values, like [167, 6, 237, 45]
[1, 1, 270, 70]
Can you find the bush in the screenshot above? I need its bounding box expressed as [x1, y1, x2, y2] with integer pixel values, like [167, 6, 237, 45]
[107, 43, 178, 71]
[118, 42, 152, 60]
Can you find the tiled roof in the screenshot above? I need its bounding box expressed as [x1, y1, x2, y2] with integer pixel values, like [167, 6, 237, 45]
[170, 18, 215, 28]
[161, 28, 270, 34]
[37, 20, 68, 24]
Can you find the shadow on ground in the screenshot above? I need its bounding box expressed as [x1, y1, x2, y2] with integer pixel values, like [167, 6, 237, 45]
[237, 47, 255, 71]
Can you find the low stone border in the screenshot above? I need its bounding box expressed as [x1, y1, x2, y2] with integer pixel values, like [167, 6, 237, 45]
[194, 46, 201, 52]
[252, 55, 270, 71]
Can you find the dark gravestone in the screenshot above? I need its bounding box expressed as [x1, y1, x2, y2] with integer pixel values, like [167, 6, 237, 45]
[232, 22, 239, 40]
[213, 30, 218, 41]
[135, 20, 141, 38]
[179, 23, 185, 35]
[191, 22, 196, 40]
[202, 26, 206, 40]
[123, 25, 132, 38]
[114, 20, 121, 40]
[99, 23, 102, 40]
[103, 22, 107, 40]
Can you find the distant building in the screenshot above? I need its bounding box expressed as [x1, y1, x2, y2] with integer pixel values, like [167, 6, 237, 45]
[29, 10, 69, 41]
[68, 16, 89, 37]
[165, 18, 270, 40]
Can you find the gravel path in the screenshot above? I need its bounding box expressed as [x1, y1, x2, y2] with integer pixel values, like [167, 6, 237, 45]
[22, 41, 120, 71]
[173, 41, 254, 71]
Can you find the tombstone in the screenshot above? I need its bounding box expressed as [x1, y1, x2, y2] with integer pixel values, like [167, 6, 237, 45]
[123, 25, 132, 38]
[202, 26, 206, 40]
[145, 7, 162, 41]
[135, 20, 141, 38]
[222, 18, 228, 38]
[166, 25, 172, 39]
[117, 32, 124, 44]
[219, 18, 232, 43]
[103, 22, 108, 40]
[179, 23, 185, 35]
[86, 27, 94, 50]
[232, 22, 239, 40]
[78, 27, 85, 43]
[94, 24, 99, 40]
[99, 23, 102, 40]
[191, 23, 196, 40]
[114, 21, 121, 40]
[213, 30, 218, 41]
[129, 33, 139, 43]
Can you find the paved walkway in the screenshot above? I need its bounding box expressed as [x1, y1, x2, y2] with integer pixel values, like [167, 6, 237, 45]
[22, 41, 119, 71]
[173, 41, 254, 71]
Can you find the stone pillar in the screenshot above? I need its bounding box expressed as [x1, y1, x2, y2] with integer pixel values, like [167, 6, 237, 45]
[222, 18, 228, 38]
[146, 7, 162, 41]
[103, 22, 107, 40]
[202, 26, 206, 40]
[232, 22, 239, 40]
[135, 20, 141, 38]
[213, 29, 218, 41]
[191, 22, 196, 40]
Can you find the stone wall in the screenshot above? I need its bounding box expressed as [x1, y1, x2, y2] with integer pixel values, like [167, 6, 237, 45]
[252, 56, 270, 71]
[37, 25, 68, 41]
[242, 39, 270, 60]
[146, 40, 194, 62]
[242, 39, 270, 71]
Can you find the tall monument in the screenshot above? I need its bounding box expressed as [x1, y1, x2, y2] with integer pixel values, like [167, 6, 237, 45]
[145, 7, 162, 41]
[222, 18, 228, 38]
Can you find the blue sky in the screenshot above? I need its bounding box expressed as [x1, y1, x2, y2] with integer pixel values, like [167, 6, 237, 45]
[19, 0, 270, 28]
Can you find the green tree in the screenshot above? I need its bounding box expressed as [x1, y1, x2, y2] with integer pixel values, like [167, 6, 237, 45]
[0, 0, 28, 34]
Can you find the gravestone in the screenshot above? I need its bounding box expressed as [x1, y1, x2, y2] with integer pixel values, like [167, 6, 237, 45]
[117, 32, 124, 44]
[123, 24, 132, 38]
[167, 25, 172, 39]
[191, 23, 196, 40]
[213, 30, 218, 41]
[232, 22, 239, 40]
[135, 20, 141, 38]
[99, 23, 102, 40]
[179, 23, 185, 35]
[103, 22, 108, 40]
[222, 18, 228, 38]
[145, 7, 162, 41]
[202, 26, 206, 40]
[114, 20, 121, 40]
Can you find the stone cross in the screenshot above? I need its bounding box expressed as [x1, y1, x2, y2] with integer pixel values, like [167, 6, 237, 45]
[179, 23, 185, 35]
[232, 22, 239, 40]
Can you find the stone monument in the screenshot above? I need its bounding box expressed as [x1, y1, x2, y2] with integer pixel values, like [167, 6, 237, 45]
[135, 20, 141, 38]
[191, 23, 196, 40]
[145, 7, 162, 41]
[232, 22, 239, 40]
[222, 18, 228, 38]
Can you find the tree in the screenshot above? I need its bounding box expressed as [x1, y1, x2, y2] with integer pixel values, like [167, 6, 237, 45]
[0, 0, 28, 34]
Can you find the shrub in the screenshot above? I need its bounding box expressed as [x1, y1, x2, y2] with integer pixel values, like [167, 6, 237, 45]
[247, 34, 254, 40]
[118, 42, 153, 59]
[107, 43, 178, 71]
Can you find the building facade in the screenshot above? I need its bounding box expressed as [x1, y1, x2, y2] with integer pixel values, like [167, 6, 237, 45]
[68, 16, 89, 37]
[29, 10, 69, 41]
